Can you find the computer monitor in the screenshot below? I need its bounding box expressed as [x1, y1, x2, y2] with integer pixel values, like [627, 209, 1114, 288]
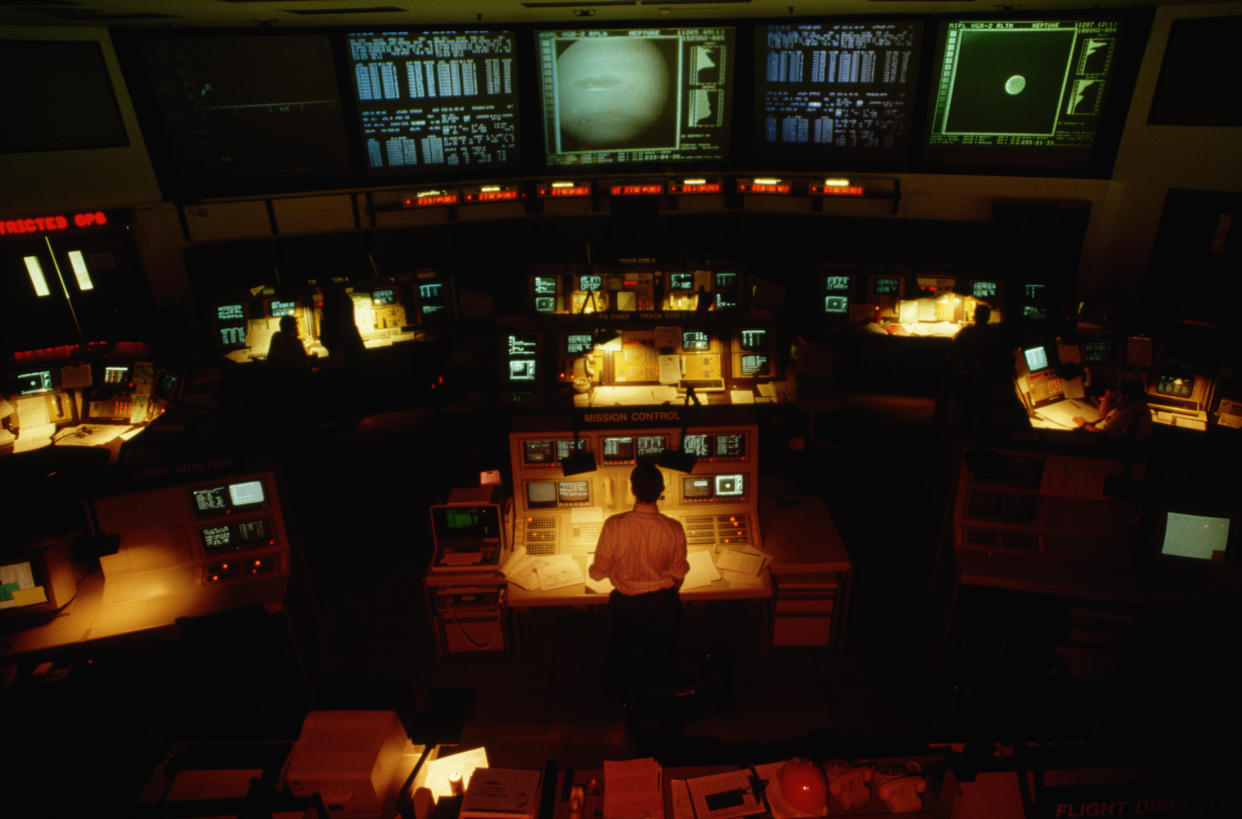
[1083, 339, 1114, 365]
[682, 476, 713, 499]
[372, 288, 397, 305]
[103, 366, 129, 385]
[682, 434, 711, 457]
[524, 440, 555, 465]
[825, 295, 849, 314]
[217, 303, 245, 322]
[741, 354, 771, 377]
[714, 432, 746, 457]
[739, 329, 767, 352]
[533, 296, 556, 313]
[669, 272, 695, 291]
[536, 26, 734, 167]
[578, 274, 602, 292]
[972, 280, 999, 299]
[431, 504, 502, 541]
[228, 480, 267, 511]
[1160, 511, 1232, 563]
[199, 524, 236, 555]
[191, 486, 230, 517]
[532, 276, 559, 295]
[1155, 375, 1195, 398]
[269, 300, 297, 317]
[602, 436, 635, 462]
[556, 439, 586, 460]
[1023, 345, 1050, 373]
[557, 480, 590, 504]
[506, 334, 538, 384]
[873, 276, 901, 297]
[219, 325, 246, 346]
[636, 435, 666, 457]
[565, 333, 594, 355]
[824, 275, 851, 294]
[526, 481, 557, 508]
[714, 473, 744, 497]
[17, 371, 53, 395]
[682, 331, 710, 352]
[715, 293, 739, 310]
[715, 272, 738, 289]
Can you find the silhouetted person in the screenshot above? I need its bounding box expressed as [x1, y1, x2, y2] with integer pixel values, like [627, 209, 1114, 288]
[948, 304, 1010, 427]
[318, 284, 366, 428]
[1075, 378, 1152, 439]
[267, 315, 310, 374]
[589, 462, 689, 697]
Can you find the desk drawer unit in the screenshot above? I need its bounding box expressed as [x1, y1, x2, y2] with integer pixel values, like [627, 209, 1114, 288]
[772, 573, 840, 647]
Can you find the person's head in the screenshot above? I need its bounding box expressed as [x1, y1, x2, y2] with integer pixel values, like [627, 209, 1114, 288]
[279, 315, 298, 336]
[973, 303, 991, 325]
[1119, 379, 1144, 403]
[630, 462, 664, 504]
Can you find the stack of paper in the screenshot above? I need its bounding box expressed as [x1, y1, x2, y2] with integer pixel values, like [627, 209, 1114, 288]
[603, 758, 663, 819]
[681, 550, 721, 590]
[716, 547, 771, 590]
[502, 548, 585, 592]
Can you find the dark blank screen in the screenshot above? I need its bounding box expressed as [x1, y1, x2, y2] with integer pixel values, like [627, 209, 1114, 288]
[1148, 16, 1242, 126]
[0, 40, 128, 153]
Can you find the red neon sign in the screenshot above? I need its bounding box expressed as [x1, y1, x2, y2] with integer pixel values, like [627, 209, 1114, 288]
[539, 186, 592, 198]
[0, 210, 108, 236]
[610, 184, 663, 196]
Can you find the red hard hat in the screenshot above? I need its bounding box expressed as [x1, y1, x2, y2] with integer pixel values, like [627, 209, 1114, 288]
[779, 758, 827, 813]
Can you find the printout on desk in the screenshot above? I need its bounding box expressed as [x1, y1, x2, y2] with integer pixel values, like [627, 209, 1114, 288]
[603, 758, 663, 819]
[504, 551, 584, 591]
[14, 396, 55, 453]
[682, 550, 721, 589]
[1033, 398, 1098, 430]
[716, 548, 766, 577]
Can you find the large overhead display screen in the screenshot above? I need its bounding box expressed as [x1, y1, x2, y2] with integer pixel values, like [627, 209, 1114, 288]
[755, 21, 921, 166]
[134, 34, 352, 195]
[347, 30, 521, 174]
[924, 18, 1124, 172]
[537, 27, 734, 167]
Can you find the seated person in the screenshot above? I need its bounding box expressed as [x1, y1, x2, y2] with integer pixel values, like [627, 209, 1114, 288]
[1075, 378, 1151, 439]
[266, 315, 310, 373]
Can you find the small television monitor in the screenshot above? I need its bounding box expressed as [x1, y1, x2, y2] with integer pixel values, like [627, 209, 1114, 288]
[219, 325, 246, 346]
[741, 354, 771, 377]
[345, 29, 521, 175]
[669, 272, 694, 291]
[578, 274, 603, 292]
[824, 275, 851, 294]
[536, 26, 734, 167]
[682, 331, 711, 352]
[269, 300, 297, 317]
[715, 293, 739, 310]
[637, 435, 667, 457]
[682, 434, 711, 456]
[509, 359, 537, 381]
[418, 282, 443, 301]
[1160, 511, 1231, 562]
[422, 304, 446, 316]
[556, 439, 586, 460]
[714, 473, 744, 497]
[104, 366, 129, 385]
[526, 481, 557, 508]
[683, 476, 713, 499]
[372, 288, 397, 305]
[557, 480, 589, 504]
[715, 433, 745, 457]
[533, 276, 559, 295]
[565, 333, 594, 355]
[228, 480, 266, 510]
[739, 329, 767, 352]
[1155, 375, 1195, 398]
[715, 272, 738, 289]
[1023, 345, 1050, 373]
[533, 296, 556, 313]
[217, 303, 245, 322]
[236, 518, 271, 545]
[825, 295, 849, 314]
[17, 371, 54, 395]
[432, 504, 501, 541]
[603, 436, 635, 462]
[200, 524, 235, 555]
[524, 439, 556, 464]
[972, 280, 999, 299]
[192, 486, 230, 517]
[873, 276, 901, 297]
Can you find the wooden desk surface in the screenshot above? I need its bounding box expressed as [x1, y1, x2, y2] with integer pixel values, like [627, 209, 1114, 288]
[0, 570, 288, 660]
[759, 495, 851, 575]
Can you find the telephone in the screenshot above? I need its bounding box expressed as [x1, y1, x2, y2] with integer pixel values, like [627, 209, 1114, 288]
[877, 776, 925, 813]
[827, 765, 871, 811]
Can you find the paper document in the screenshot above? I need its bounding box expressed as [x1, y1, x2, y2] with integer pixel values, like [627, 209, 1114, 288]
[720, 570, 765, 590]
[716, 549, 764, 576]
[585, 574, 615, 595]
[503, 551, 585, 592]
[670, 780, 695, 819]
[682, 550, 721, 589]
[603, 758, 663, 819]
[1035, 398, 1098, 430]
[658, 355, 683, 385]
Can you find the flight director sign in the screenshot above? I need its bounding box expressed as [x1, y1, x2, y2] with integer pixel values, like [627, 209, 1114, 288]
[1039, 782, 1241, 818]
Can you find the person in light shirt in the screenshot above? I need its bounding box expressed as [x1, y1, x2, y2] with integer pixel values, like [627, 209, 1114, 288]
[589, 462, 689, 695]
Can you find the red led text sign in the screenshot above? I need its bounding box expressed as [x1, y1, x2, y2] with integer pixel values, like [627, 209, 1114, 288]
[813, 185, 865, 196]
[670, 182, 722, 194]
[538, 186, 592, 198]
[0, 210, 109, 236]
[738, 182, 791, 194]
[465, 190, 520, 202]
[610, 184, 664, 196]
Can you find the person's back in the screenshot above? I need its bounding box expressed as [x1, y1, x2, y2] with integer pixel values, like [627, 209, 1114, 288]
[267, 315, 309, 373]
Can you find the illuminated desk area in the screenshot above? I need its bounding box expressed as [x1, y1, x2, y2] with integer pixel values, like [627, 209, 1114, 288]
[858, 275, 1003, 340]
[1, 346, 182, 459]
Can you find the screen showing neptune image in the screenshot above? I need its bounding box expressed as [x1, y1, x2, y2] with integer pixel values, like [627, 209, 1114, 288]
[537, 27, 733, 166]
[925, 18, 1124, 171]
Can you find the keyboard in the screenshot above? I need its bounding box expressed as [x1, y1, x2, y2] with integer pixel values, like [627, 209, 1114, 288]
[679, 378, 725, 392]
